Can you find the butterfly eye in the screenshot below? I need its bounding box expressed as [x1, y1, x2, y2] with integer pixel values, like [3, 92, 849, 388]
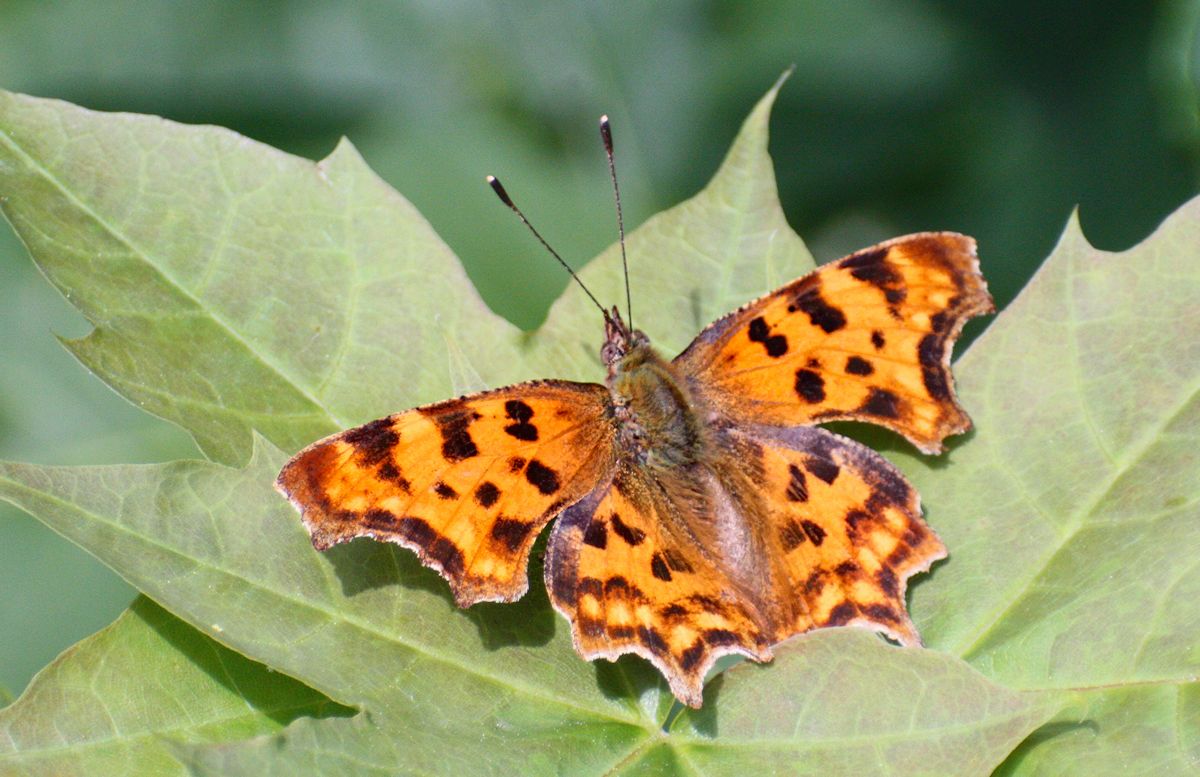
[601, 340, 623, 366]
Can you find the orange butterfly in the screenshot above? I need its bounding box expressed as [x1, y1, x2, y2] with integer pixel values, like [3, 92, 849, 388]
[277, 135, 992, 708]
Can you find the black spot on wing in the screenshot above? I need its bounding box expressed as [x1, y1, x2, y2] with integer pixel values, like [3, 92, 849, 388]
[877, 567, 899, 597]
[490, 517, 535, 553]
[804, 569, 828, 595]
[507, 456, 527, 473]
[791, 287, 847, 333]
[806, 456, 840, 485]
[703, 629, 741, 647]
[794, 369, 826, 403]
[663, 549, 693, 573]
[583, 517, 608, 548]
[747, 316, 789, 358]
[377, 461, 412, 493]
[609, 512, 646, 546]
[605, 576, 643, 599]
[871, 330, 886, 350]
[919, 333, 953, 401]
[398, 516, 464, 577]
[860, 388, 900, 419]
[863, 603, 900, 623]
[931, 308, 953, 334]
[826, 601, 858, 626]
[841, 248, 901, 289]
[801, 520, 827, 546]
[687, 594, 729, 614]
[845, 509, 873, 543]
[344, 419, 399, 466]
[433, 481, 458, 500]
[651, 553, 672, 582]
[505, 399, 534, 421]
[362, 509, 400, 532]
[779, 519, 807, 551]
[430, 409, 480, 461]
[638, 626, 669, 654]
[845, 356, 874, 376]
[786, 464, 808, 502]
[580, 615, 604, 638]
[680, 641, 705, 671]
[525, 459, 561, 494]
[918, 333, 941, 368]
[577, 576, 603, 601]
[838, 247, 888, 271]
[474, 481, 501, 508]
[503, 399, 539, 441]
[661, 604, 689, 619]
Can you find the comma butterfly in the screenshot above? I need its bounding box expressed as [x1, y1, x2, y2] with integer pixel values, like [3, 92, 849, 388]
[276, 117, 993, 707]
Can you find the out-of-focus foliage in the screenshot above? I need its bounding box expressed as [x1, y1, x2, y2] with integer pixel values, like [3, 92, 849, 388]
[1, 0, 1197, 701]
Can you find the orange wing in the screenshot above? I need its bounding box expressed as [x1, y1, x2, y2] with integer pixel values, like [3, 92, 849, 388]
[675, 233, 993, 453]
[734, 424, 946, 649]
[544, 473, 772, 708]
[543, 421, 946, 708]
[276, 381, 617, 606]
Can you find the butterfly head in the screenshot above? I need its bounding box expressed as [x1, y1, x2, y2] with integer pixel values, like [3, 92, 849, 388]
[602, 306, 650, 373]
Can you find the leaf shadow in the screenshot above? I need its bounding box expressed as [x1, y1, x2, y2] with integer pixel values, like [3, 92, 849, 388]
[136, 595, 356, 726]
[821, 421, 978, 471]
[674, 671, 730, 737]
[324, 539, 451, 601]
[461, 547, 558, 651]
[323, 534, 558, 651]
[990, 719, 1101, 776]
[593, 653, 666, 710]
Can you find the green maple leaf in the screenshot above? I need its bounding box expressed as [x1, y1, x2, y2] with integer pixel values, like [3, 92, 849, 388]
[0, 76, 1196, 775]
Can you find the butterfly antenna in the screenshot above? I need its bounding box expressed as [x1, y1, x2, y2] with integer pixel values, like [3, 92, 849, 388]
[599, 115, 632, 329]
[486, 175, 609, 321]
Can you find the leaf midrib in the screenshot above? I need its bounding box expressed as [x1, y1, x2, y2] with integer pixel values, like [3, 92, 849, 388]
[0, 469, 646, 730]
[673, 699, 1043, 750]
[0, 699, 340, 760]
[950, 250, 1200, 660]
[0, 120, 350, 435]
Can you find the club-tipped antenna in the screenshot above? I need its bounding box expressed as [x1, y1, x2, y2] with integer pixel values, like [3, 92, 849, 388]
[599, 115, 631, 329]
[486, 174, 608, 320]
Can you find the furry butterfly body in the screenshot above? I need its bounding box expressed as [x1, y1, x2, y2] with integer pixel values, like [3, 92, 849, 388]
[277, 231, 992, 707]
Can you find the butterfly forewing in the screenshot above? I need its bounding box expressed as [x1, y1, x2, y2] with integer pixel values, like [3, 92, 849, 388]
[675, 233, 994, 453]
[276, 380, 618, 606]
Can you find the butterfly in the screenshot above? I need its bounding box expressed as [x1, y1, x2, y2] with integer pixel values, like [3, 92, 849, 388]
[276, 209, 993, 708]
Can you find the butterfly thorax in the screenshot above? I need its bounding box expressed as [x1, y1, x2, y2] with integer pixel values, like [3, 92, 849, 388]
[608, 340, 785, 626]
[608, 342, 706, 472]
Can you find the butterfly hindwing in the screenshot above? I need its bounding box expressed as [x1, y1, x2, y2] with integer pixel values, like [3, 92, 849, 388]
[675, 233, 993, 453]
[545, 473, 772, 708]
[276, 380, 618, 606]
[733, 424, 946, 648]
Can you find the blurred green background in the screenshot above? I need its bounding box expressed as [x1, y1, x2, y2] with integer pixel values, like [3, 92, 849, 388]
[2, 1, 1198, 700]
